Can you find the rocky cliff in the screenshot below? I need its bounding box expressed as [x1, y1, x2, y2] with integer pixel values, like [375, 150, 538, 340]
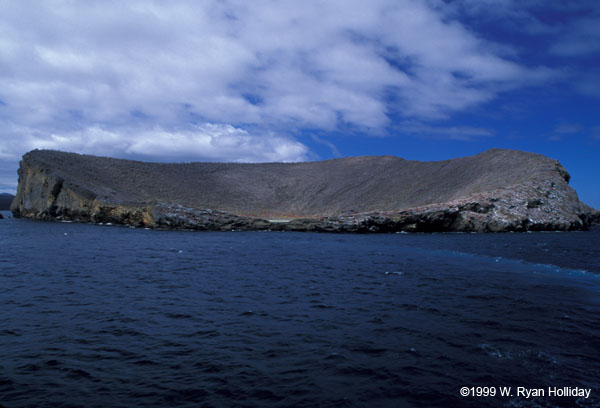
[10, 149, 598, 232]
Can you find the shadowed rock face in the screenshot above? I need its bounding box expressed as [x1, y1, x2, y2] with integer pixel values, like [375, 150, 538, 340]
[10, 149, 598, 232]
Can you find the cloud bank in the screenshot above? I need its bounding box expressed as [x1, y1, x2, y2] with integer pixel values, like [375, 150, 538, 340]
[0, 123, 308, 163]
[0, 0, 560, 166]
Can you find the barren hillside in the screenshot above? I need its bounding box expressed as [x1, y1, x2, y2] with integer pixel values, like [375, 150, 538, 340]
[10, 149, 596, 232]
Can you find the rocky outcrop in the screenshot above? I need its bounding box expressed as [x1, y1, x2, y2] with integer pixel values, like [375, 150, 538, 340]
[581, 203, 600, 225]
[10, 149, 597, 232]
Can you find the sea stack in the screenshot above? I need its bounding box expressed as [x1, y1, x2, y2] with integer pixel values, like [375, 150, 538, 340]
[10, 149, 598, 232]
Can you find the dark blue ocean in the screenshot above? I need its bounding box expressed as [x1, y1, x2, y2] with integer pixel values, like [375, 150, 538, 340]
[1, 211, 599, 408]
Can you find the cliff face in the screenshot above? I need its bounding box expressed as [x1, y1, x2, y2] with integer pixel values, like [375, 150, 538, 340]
[10, 149, 596, 232]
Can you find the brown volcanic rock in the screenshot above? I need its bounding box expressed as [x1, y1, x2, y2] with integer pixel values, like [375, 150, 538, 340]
[10, 148, 596, 232]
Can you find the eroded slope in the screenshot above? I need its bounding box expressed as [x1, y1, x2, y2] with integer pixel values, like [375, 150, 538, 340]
[10, 149, 596, 232]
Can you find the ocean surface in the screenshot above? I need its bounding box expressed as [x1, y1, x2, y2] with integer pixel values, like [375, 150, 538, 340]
[1, 211, 599, 408]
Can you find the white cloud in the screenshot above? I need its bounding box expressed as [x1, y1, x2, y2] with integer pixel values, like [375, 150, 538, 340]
[0, 1, 552, 131]
[0, 0, 565, 191]
[0, 123, 308, 163]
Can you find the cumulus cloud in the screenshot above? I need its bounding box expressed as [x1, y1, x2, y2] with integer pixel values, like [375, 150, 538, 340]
[0, 0, 573, 192]
[0, 123, 308, 163]
[0, 1, 552, 132]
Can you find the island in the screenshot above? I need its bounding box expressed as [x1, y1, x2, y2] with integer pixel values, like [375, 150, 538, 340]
[0, 193, 14, 211]
[10, 149, 599, 232]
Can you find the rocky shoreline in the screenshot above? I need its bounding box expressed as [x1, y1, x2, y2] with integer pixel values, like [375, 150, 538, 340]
[10, 149, 599, 232]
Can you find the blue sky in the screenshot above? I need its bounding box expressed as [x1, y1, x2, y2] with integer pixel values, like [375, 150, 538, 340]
[0, 0, 598, 207]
